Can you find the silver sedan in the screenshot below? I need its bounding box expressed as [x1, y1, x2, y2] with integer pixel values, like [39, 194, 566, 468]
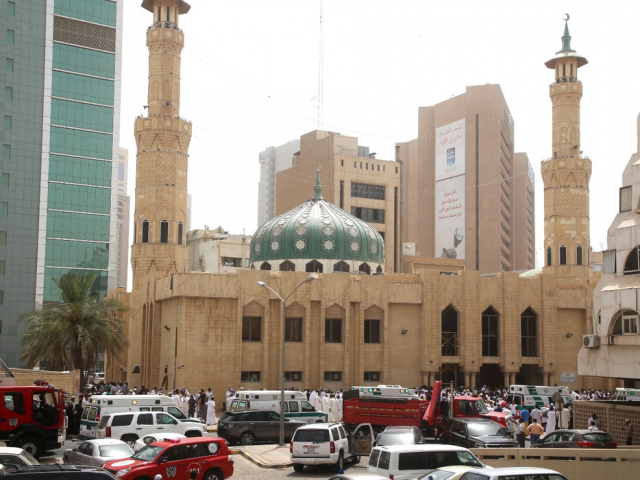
[63, 439, 133, 467]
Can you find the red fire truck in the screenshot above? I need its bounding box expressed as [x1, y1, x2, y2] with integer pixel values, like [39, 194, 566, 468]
[343, 382, 512, 436]
[0, 380, 67, 458]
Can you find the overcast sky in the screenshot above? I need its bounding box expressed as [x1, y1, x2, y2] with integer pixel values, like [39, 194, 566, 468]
[120, 1, 640, 287]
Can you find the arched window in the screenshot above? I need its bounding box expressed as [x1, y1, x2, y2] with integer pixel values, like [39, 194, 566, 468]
[559, 245, 567, 265]
[178, 222, 183, 245]
[280, 260, 295, 272]
[260, 262, 271, 271]
[611, 311, 639, 335]
[441, 305, 458, 356]
[546, 246, 552, 266]
[142, 220, 149, 243]
[333, 261, 349, 273]
[359, 262, 371, 275]
[521, 307, 538, 357]
[624, 246, 640, 275]
[160, 220, 169, 243]
[306, 260, 323, 273]
[376, 266, 383, 274]
[577, 245, 583, 265]
[131, 365, 141, 374]
[482, 306, 499, 357]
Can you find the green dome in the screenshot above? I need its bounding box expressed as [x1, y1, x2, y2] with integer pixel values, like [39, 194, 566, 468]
[250, 176, 385, 273]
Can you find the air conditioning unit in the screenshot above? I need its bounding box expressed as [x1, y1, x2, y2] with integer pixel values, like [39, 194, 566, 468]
[583, 335, 600, 348]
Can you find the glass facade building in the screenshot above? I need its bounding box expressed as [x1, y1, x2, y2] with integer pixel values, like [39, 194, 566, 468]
[0, 0, 122, 366]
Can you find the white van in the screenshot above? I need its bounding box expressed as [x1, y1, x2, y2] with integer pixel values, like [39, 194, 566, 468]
[229, 390, 327, 423]
[367, 444, 484, 480]
[94, 411, 206, 448]
[507, 385, 572, 409]
[80, 395, 199, 438]
[611, 387, 640, 401]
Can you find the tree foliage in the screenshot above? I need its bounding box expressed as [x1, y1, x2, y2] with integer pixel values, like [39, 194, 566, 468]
[19, 271, 129, 388]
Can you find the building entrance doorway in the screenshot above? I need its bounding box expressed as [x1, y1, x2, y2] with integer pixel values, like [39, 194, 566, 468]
[515, 365, 543, 385]
[478, 364, 502, 387]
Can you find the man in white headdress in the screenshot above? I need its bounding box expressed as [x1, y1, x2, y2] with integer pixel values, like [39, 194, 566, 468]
[335, 392, 343, 421]
[329, 394, 338, 422]
[206, 396, 217, 426]
[309, 390, 318, 409]
[546, 407, 557, 436]
[321, 393, 331, 419]
[226, 389, 236, 412]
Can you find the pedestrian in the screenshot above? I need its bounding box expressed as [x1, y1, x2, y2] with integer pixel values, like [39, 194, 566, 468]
[527, 418, 544, 446]
[516, 419, 526, 447]
[557, 404, 570, 429]
[545, 406, 556, 435]
[123, 382, 129, 395]
[328, 393, 338, 422]
[73, 403, 83, 436]
[309, 389, 318, 409]
[520, 407, 530, 429]
[531, 405, 542, 425]
[587, 413, 600, 429]
[206, 396, 217, 426]
[206, 388, 213, 400]
[626, 419, 633, 445]
[188, 394, 196, 418]
[198, 390, 207, 420]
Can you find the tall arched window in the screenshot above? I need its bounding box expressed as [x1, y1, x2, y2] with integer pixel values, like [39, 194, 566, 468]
[577, 245, 583, 265]
[482, 306, 499, 357]
[280, 260, 295, 272]
[521, 307, 538, 357]
[142, 220, 149, 243]
[624, 246, 640, 275]
[260, 262, 271, 271]
[547, 246, 552, 266]
[178, 222, 183, 245]
[359, 262, 371, 275]
[160, 220, 169, 243]
[559, 245, 567, 265]
[611, 311, 639, 335]
[442, 305, 458, 356]
[333, 261, 349, 273]
[306, 260, 323, 273]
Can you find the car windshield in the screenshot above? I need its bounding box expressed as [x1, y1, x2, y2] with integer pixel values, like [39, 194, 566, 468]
[132, 445, 164, 462]
[474, 400, 490, 415]
[467, 423, 508, 437]
[377, 432, 416, 446]
[99, 444, 134, 458]
[168, 406, 187, 420]
[583, 433, 614, 442]
[20, 451, 39, 465]
[418, 470, 456, 480]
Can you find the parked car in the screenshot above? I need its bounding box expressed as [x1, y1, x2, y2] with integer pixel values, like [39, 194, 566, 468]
[375, 426, 425, 447]
[326, 475, 387, 480]
[442, 418, 518, 448]
[63, 439, 133, 467]
[416, 466, 479, 480]
[133, 433, 186, 452]
[532, 429, 617, 448]
[459, 466, 568, 480]
[290, 422, 374, 472]
[103, 437, 233, 480]
[0, 447, 40, 467]
[218, 410, 305, 445]
[367, 444, 484, 480]
[95, 411, 207, 447]
[0, 465, 117, 479]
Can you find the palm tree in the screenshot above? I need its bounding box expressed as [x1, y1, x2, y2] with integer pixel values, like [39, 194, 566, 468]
[19, 271, 129, 388]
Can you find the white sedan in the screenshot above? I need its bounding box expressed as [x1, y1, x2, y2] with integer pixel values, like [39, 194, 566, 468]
[0, 447, 40, 467]
[133, 433, 187, 452]
[63, 439, 133, 467]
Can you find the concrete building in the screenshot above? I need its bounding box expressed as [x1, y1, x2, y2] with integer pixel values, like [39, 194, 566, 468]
[0, 0, 122, 366]
[258, 140, 300, 226]
[186, 227, 251, 273]
[116, 148, 130, 288]
[396, 84, 535, 274]
[107, 14, 611, 394]
[579, 113, 640, 385]
[275, 131, 401, 272]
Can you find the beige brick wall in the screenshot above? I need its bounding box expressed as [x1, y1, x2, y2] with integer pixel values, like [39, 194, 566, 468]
[3, 369, 80, 396]
[574, 401, 640, 445]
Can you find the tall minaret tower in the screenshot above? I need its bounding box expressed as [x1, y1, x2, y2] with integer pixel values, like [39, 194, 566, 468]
[541, 18, 591, 272]
[130, 0, 192, 387]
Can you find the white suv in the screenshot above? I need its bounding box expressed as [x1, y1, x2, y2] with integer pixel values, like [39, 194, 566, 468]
[94, 411, 206, 447]
[290, 422, 373, 472]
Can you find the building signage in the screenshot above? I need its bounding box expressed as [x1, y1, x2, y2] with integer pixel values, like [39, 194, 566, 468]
[435, 175, 465, 260]
[435, 119, 466, 182]
[560, 372, 577, 383]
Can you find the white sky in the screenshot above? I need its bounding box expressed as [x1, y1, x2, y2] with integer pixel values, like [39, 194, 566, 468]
[120, 1, 640, 288]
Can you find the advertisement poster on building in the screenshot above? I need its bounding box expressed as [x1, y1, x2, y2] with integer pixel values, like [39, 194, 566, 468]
[435, 119, 466, 182]
[435, 176, 466, 260]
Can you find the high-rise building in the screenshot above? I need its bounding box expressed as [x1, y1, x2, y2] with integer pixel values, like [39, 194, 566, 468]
[186, 227, 251, 273]
[115, 148, 130, 289]
[258, 139, 300, 226]
[275, 130, 401, 272]
[0, 0, 122, 366]
[396, 84, 535, 274]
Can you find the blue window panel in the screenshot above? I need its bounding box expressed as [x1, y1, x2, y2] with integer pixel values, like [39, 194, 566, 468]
[44, 267, 108, 304]
[53, 43, 115, 79]
[46, 210, 110, 242]
[54, 0, 117, 27]
[50, 126, 112, 160]
[45, 239, 109, 269]
[51, 98, 113, 133]
[49, 154, 112, 187]
[52, 71, 114, 106]
[47, 182, 111, 214]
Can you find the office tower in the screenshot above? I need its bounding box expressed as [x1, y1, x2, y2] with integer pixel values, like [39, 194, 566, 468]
[0, 0, 122, 366]
[396, 84, 535, 274]
[258, 139, 300, 226]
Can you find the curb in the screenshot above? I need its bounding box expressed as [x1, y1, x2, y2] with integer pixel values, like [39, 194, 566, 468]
[239, 450, 291, 469]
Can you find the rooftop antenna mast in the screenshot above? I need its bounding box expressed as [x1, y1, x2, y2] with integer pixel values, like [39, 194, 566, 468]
[317, 0, 324, 130]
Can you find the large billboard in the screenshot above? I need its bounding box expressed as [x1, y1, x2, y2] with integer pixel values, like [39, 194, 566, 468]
[435, 119, 466, 182]
[435, 175, 465, 260]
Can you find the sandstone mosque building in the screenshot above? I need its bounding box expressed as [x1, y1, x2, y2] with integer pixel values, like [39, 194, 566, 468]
[107, 3, 612, 392]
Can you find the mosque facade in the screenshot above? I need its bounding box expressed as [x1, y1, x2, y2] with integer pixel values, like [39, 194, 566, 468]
[106, 3, 613, 393]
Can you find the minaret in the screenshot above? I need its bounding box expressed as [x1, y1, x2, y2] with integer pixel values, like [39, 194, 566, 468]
[130, 0, 192, 387]
[541, 18, 591, 271]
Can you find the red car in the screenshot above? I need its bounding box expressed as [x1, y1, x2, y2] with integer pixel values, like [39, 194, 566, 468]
[103, 437, 233, 480]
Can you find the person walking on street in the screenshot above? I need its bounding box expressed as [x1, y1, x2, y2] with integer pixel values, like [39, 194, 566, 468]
[520, 407, 530, 429]
[188, 394, 196, 418]
[557, 404, 570, 429]
[545, 406, 556, 435]
[530, 405, 542, 425]
[626, 419, 633, 445]
[527, 418, 544, 446]
[206, 396, 217, 426]
[516, 419, 526, 448]
[588, 413, 600, 429]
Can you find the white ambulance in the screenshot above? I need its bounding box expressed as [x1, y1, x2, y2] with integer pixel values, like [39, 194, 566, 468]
[350, 385, 419, 399]
[611, 388, 640, 401]
[228, 390, 327, 423]
[507, 385, 573, 409]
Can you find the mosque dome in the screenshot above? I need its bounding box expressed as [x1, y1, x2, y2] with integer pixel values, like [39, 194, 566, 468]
[250, 172, 385, 274]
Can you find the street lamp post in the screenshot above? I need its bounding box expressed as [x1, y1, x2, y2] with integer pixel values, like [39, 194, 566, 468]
[258, 273, 318, 447]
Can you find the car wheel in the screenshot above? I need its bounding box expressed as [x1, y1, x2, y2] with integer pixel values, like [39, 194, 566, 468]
[14, 436, 43, 459]
[334, 452, 344, 472]
[202, 469, 223, 480]
[122, 435, 139, 449]
[240, 432, 255, 446]
[293, 463, 304, 473]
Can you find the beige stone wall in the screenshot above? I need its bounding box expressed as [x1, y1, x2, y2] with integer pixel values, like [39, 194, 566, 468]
[4, 369, 80, 396]
[574, 401, 640, 445]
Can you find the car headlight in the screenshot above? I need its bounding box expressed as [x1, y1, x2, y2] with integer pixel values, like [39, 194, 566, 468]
[116, 468, 132, 477]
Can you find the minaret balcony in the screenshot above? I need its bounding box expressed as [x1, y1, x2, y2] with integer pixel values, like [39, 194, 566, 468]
[148, 21, 182, 33]
[550, 77, 581, 86]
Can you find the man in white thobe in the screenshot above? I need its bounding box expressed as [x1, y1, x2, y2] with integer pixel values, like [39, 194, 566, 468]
[546, 408, 557, 435]
[309, 390, 318, 410]
[321, 394, 331, 419]
[206, 398, 217, 425]
[557, 405, 571, 429]
[329, 395, 339, 422]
